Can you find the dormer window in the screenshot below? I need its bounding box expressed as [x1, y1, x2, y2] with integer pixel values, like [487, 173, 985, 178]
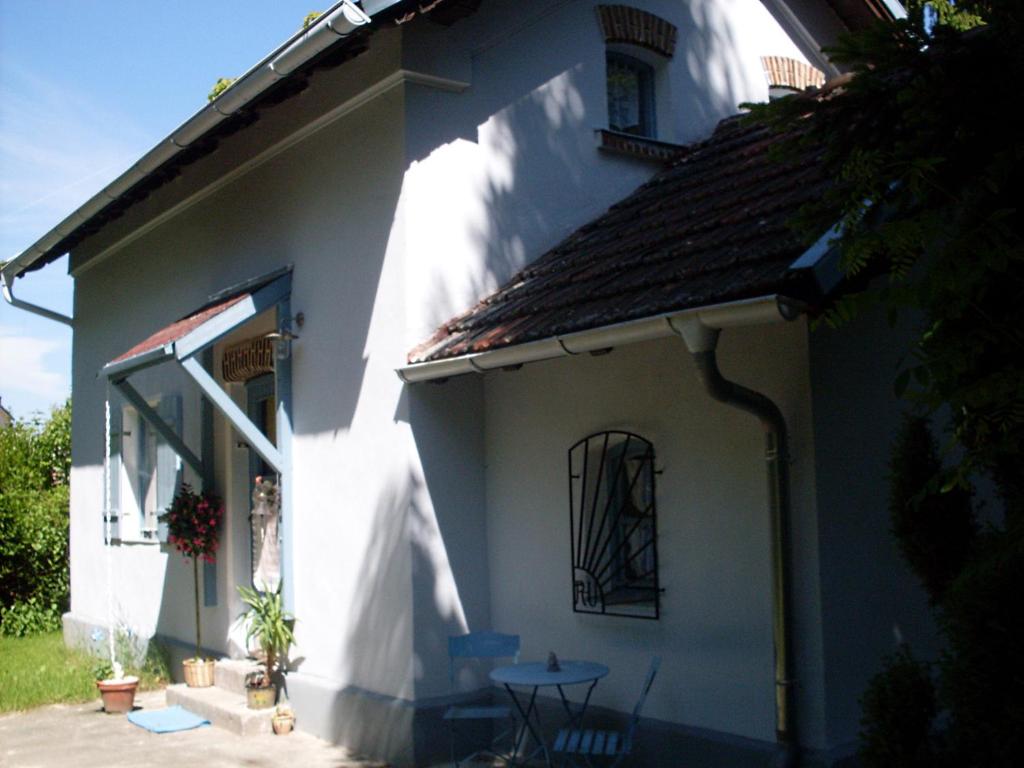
[607, 52, 656, 137]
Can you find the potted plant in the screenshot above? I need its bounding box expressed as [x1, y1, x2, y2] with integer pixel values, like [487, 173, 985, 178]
[159, 483, 224, 687]
[237, 582, 295, 709]
[272, 702, 295, 735]
[244, 668, 276, 710]
[94, 658, 139, 714]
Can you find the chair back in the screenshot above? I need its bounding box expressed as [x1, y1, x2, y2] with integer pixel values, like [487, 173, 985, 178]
[623, 656, 661, 753]
[448, 631, 520, 689]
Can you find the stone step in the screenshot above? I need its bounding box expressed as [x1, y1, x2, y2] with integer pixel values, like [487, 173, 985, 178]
[165, 683, 274, 736]
[214, 658, 264, 695]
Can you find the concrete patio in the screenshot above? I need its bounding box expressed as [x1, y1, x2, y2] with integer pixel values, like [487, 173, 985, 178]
[0, 689, 389, 768]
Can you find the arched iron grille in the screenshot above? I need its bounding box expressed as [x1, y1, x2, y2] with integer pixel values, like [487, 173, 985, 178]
[568, 431, 660, 619]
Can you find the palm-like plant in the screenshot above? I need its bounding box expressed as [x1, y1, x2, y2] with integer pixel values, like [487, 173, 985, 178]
[237, 583, 295, 680]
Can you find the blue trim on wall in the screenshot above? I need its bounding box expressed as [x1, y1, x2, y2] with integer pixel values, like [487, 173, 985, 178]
[276, 296, 295, 612]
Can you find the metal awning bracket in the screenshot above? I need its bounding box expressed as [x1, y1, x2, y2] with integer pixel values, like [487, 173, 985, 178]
[180, 356, 284, 474]
[113, 378, 206, 481]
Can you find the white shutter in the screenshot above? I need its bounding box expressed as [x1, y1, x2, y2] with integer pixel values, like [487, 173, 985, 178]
[154, 395, 183, 543]
[105, 405, 122, 543]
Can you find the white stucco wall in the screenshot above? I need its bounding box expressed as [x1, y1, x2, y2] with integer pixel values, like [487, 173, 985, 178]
[481, 320, 826, 747]
[69, 83, 426, 696]
[808, 300, 939, 753]
[69, 57, 493, 722]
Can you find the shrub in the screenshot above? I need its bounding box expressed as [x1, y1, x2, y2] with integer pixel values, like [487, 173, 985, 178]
[0, 402, 71, 637]
[888, 415, 975, 603]
[859, 645, 938, 768]
[939, 525, 1024, 766]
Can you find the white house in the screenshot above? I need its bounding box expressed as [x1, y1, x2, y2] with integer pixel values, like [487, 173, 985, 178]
[2, 1, 930, 766]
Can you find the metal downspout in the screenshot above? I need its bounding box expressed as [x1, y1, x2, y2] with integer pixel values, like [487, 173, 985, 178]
[690, 348, 799, 768]
[1, 269, 73, 326]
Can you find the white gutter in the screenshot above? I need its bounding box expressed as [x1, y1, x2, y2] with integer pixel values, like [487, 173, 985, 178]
[1, 0, 380, 288]
[397, 295, 796, 383]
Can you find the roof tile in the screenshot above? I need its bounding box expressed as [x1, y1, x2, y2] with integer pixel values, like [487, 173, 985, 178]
[409, 114, 825, 364]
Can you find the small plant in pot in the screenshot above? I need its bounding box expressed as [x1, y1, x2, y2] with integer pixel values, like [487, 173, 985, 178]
[94, 658, 139, 714]
[244, 668, 275, 710]
[238, 582, 295, 710]
[159, 483, 224, 687]
[272, 702, 295, 735]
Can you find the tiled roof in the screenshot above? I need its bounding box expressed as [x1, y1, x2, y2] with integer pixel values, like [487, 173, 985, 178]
[109, 294, 250, 365]
[409, 114, 826, 364]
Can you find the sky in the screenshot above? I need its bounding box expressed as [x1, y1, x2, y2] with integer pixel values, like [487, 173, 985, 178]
[0, 0, 330, 419]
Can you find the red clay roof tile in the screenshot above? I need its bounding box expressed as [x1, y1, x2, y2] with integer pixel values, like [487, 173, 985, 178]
[109, 294, 249, 365]
[409, 114, 825, 364]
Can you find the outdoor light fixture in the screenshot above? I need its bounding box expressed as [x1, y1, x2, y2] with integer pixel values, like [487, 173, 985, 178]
[264, 329, 299, 360]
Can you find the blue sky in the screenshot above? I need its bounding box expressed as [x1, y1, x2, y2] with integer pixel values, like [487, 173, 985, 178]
[0, 0, 327, 419]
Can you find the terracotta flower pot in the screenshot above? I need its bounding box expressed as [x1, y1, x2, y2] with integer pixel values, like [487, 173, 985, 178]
[272, 714, 295, 735]
[182, 658, 215, 687]
[97, 676, 139, 714]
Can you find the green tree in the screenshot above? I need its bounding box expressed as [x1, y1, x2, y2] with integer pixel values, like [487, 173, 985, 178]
[0, 400, 72, 636]
[749, 3, 1023, 765]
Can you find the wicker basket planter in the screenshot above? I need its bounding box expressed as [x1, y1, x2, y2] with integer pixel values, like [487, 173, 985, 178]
[182, 658, 215, 688]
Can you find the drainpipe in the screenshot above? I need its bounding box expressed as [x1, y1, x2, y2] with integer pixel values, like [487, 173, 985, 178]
[1, 267, 73, 326]
[668, 316, 799, 768]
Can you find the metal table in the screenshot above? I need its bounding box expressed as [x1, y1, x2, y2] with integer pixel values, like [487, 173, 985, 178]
[490, 660, 609, 767]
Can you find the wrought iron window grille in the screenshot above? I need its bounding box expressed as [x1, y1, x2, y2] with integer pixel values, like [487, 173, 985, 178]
[568, 431, 662, 619]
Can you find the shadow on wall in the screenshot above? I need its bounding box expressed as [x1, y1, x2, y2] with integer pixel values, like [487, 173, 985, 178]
[412, 0, 753, 336]
[309, 466, 465, 765]
[307, 375, 488, 765]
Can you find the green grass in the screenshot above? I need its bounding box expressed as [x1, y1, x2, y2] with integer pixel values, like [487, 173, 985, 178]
[0, 632, 170, 713]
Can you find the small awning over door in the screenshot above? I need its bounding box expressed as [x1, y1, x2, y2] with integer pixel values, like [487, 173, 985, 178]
[102, 268, 291, 476]
[103, 268, 291, 381]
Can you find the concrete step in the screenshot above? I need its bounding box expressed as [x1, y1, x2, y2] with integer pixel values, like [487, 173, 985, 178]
[165, 683, 274, 736]
[214, 658, 264, 695]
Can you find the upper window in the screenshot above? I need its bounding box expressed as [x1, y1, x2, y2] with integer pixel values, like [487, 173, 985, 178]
[606, 52, 656, 137]
[596, 6, 677, 142]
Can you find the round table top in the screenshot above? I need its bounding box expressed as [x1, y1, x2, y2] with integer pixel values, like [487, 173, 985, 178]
[490, 661, 610, 687]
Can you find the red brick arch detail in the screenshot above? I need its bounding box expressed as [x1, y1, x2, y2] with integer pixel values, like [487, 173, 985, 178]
[596, 5, 677, 58]
[761, 56, 826, 91]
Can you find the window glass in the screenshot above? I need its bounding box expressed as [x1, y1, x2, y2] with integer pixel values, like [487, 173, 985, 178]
[111, 394, 182, 542]
[607, 52, 656, 137]
[569, 431, 660, 619]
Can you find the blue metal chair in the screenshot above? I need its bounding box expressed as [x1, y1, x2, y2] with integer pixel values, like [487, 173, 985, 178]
[444, 630, 521, 767]
[553, 656, 661, 767]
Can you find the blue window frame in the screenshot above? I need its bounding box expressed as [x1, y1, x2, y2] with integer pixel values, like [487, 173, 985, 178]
[607, 52, 656, 138]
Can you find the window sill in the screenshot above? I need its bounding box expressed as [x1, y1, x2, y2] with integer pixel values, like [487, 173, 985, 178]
[595, 129, 687, 164]
[112, 533, 162, 546]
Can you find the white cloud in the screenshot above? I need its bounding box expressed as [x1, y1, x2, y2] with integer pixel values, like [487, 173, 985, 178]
[0, 326, 70, 415]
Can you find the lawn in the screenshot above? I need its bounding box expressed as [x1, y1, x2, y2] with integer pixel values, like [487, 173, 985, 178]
[0, 632, 169, 713]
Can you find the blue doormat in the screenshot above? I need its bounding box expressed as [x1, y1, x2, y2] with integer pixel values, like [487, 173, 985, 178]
[127, 705, 210, 733]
